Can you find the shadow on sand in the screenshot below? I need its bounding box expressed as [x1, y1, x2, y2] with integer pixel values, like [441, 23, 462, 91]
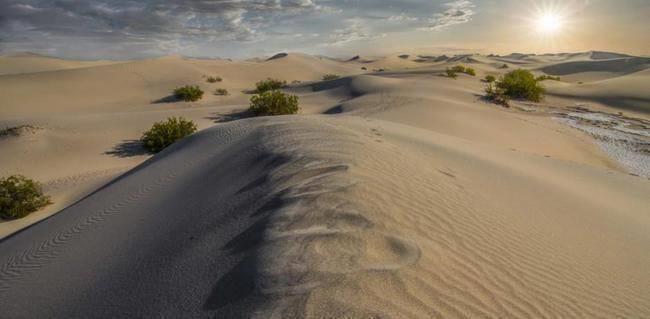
[152, 95, 179, 104]
[205, 109, 255, 123]
[104, 140, 149, 158]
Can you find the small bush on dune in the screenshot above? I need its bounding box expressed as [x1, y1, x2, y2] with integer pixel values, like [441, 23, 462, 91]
[536, 75, 561, 81]
[214, 88, 229, 96]
[446, 65, 475, 78]
[255, 78, 286, 93]
[451, 65, 466, 73]
[141, 117, 198, 153]
[0, 175, 51, 220]
[322, 74, 340, 81]
[174, 85, 204, 102]
[249, 90, 300, 116]
[496, 69, 545, 102]
[206, 76, 222, 83]
[445, 69, 458, 79]
[484, 75, 496, 83]
[0, 125, 39, 138]
[484, 83, 510, 108]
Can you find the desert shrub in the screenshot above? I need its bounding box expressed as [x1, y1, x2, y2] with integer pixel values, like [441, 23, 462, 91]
[445, 68, 458, 79]
[536, 75, 561, 81]
[484, 75, 496, 83]
[451, 65, 466, 73]
[447, 65, 475, 77]
[206, 76, 222, 83]
[141, 117, 198, 153]
[500, 64, 509, 69]
[174, 85, 204, 102]
[0, 175, 51, 219]
[249, 90, 300, 116]
[496, 69, 545, 102]
[322, 74, 340, 81]
[484, 83, 510, 108]
[214, 88, 229, 96]
[0, 125, 39, 138]
[255, 78, 286, 93]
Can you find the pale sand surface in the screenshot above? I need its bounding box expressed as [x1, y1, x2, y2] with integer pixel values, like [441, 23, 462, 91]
[0, 52, 649, 318]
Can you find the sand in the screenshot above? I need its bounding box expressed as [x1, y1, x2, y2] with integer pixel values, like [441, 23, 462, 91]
[1, 51, 649, 318]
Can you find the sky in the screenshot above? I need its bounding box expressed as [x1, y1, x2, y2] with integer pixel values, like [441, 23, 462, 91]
[0, 0, 648, 59]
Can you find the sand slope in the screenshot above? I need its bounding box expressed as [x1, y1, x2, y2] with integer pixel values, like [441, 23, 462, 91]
[1, 116, 649, 318]
[1, 52, 649, 318]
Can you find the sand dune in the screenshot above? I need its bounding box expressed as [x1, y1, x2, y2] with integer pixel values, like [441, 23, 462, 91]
[1, 116, 649, 317]
[546, 69, 650, 113]
[540, 57, 650, 76]
[0, 52, 120, 76]
[1, 51, 649, 318]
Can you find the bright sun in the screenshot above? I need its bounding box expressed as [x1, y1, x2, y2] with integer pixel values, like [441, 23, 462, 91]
[536, 13, 563, 34]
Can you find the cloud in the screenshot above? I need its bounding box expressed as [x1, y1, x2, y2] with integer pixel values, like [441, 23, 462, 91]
[326, 19, 386, 46]
[420, 0, 476, 31]
[0, 0, 477, 58]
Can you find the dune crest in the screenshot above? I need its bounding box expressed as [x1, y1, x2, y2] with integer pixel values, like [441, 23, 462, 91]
[1, 116, 649, 318]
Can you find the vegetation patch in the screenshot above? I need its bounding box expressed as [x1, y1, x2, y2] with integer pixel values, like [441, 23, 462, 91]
[484, 75, 496, 83]
[0, 125, 40, 138]
[446, 65, 476, 78]
[0, 175, 51, 220]
[141, 117, 198, 153]
[484, 83, 510, 108]
[445, 69, 458, 79]
[484, 69, 545, 106]
[496, 69, 545, 102]
[174, 85, 204, 102]
[322, 74, 340, 81]
[536, 75, 561, 81]
[206, 76, 223, 83]
[249, 90, 300, 116]
[255, 78, 286, 93]
[214, 88, 229, 96]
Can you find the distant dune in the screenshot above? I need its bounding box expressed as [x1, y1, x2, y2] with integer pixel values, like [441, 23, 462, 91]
[1, 51, 649, 318]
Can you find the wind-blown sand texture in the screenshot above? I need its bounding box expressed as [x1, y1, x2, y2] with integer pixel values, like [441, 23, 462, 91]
[1, 51, 649, 318]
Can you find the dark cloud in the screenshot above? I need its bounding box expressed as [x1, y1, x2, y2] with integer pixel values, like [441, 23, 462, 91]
[0, 0, 476, 58]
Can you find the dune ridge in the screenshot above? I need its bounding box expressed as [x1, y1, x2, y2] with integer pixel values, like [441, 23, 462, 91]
[1, 51, 649, 318]
[1, 116, 649, 317]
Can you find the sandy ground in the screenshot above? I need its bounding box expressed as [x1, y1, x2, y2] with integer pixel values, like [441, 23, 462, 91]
[0, 51, 649, 318]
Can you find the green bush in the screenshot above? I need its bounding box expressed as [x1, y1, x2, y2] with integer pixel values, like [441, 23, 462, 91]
[174, 85, 204, 102]
[484, 83, 510, 107]
[451, 65, 466, 73]
[206, 76, 222, 83]
[536, 75, 561, 81]
[249, 90, 300, 116]
[255, 78, 286, 93]
[496, 69, 545, 102]
[214, 88, 229, 96]
[322, 74, 340, 81]
[141, 117, 198, 153]
[484, 75, 496, 83]
[0, 175, 51, 219]
[447, 65, 475, 77]
[445, 69, 458, 79]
